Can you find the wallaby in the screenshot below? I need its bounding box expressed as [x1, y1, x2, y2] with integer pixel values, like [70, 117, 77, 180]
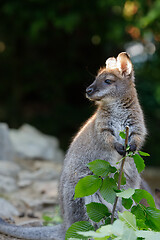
[59, 52, 147, 230]
[0, 52, 157, 240]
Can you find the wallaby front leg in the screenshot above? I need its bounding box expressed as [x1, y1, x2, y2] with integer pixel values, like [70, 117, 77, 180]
[128, 131, 145, 151]
[101, 127, 127, 156]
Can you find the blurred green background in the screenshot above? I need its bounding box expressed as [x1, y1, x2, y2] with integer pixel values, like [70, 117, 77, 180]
[0, 0, 160, 165]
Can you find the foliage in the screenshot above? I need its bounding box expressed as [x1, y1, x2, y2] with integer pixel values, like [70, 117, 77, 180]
[86, 202, 111, 222]
[74, 175, 102, 199]
[0, 1, 160, 165]
[65, 221, 94, 240]
[42, 206, 63, 226]
[76, 212, 160, 240]
[66, 130, 160, 239]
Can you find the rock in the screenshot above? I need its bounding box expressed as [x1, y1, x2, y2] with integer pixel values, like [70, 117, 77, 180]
[17, 179, 32, 188]
[0, 234, 23, 240]
[20, 197, 57, 209]
[13, 180, 59, 210]
[0, 198, 19, 218]
[18, 168, 59, 184]
[0, 123, 15, 161]
[0, 175, 17, 192]
[0, 161, 21, 177]
[32, 180, 58, 198]
[16, 159, 62, 187]
[10, 124, 64, 162]
[34, 160, 62, 173]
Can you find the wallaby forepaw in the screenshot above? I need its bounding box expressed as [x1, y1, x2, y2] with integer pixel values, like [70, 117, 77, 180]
[129, 143, 137, 152]
[114, 142, 125, 156]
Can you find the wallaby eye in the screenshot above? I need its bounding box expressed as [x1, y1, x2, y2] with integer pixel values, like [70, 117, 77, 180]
[104, 79, 112, 84]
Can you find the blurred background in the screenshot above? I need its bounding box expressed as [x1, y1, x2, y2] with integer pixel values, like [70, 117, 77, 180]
[0, 0, 160, 166]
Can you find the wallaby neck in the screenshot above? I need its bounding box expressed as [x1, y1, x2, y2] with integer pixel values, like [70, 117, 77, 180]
[97, 86, 138, 114]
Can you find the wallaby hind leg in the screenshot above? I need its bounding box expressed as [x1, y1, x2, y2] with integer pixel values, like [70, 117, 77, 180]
[62, 183, 88, 230]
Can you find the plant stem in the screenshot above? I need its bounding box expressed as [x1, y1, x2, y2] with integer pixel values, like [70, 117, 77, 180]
[111, 126, 129, 223]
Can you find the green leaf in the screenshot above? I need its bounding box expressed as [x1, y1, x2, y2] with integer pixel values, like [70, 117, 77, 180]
[119, 131, 126, 139]
[136, 219, 149, 230]
[116, 156, 126, 164]
[121, 228, 137, 240]
[131, 205, 146, 221]
[114, 172, 126, 185]
[126, 145, 130, 151]
[79, 220, 125, 239]
[112, 219, 126, 236]
[65, 221, 94, 240]
[87, 159, 116, 177]
[132, 189, 156, 208]
[77, 230, 108, 238]
[67, 238, 80, 240]
[145, 207, 160, 231]
[122, 198, 133, 209]
[74, 175, 102, 199]
[105, 216, 111, 225]
[100, 177, 117, 204]
[77, 225, 113, 239]
[136, 230, 160, 240]
[132, 154, 145, 173]
[116, 188, 135, 199]
[83, 219, 137, 239]
[77, 220, 157, 240]
[138, 151, 150, 157]
[131, 204, 148, 230]
[118, 211, 137, 230]
[42, 215, 53, 222]
[86, 202, 110, 222]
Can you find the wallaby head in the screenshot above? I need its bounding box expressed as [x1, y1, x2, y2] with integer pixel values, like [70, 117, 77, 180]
[86, 52, 135, 102]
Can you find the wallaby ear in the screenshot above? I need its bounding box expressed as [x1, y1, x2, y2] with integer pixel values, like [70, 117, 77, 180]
[117, 52, 133, 78]
[155, 188, 160, 209]
[105, 57, 117, 70]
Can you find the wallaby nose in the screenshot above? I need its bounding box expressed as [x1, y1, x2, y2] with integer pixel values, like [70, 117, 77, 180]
[86, 86, 94, 95]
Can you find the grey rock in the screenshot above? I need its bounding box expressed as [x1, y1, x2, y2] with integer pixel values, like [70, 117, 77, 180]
[0, 198, 19, 218]
[17, 179, 32, 188]
[21, 197, 57, 210]
[32, 180, 58, 198]
[18, 168, 59, 183]
[0, 123, 15, 161]
[10, 124, 64, 162]
[0, 175, 17, 192]
[0, 161, 21, 177]
[15, 180, 59, 210]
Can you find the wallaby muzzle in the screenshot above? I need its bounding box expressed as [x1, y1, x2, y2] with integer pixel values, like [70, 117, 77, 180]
[86, 82, 97, 97]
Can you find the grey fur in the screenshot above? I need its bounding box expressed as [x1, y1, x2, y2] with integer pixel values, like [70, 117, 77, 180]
[59, 52, 147, 230]
[0, 218, 65, 240]
[0, 53, 147, 239]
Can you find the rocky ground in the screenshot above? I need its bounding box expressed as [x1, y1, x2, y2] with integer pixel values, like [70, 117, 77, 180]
[0, 124, 64, 239]
[0, 123, 159, 240]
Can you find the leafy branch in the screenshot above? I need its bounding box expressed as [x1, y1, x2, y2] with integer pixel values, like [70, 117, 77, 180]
[111, 126, 129, 223]
[66, 128, 160, 240]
